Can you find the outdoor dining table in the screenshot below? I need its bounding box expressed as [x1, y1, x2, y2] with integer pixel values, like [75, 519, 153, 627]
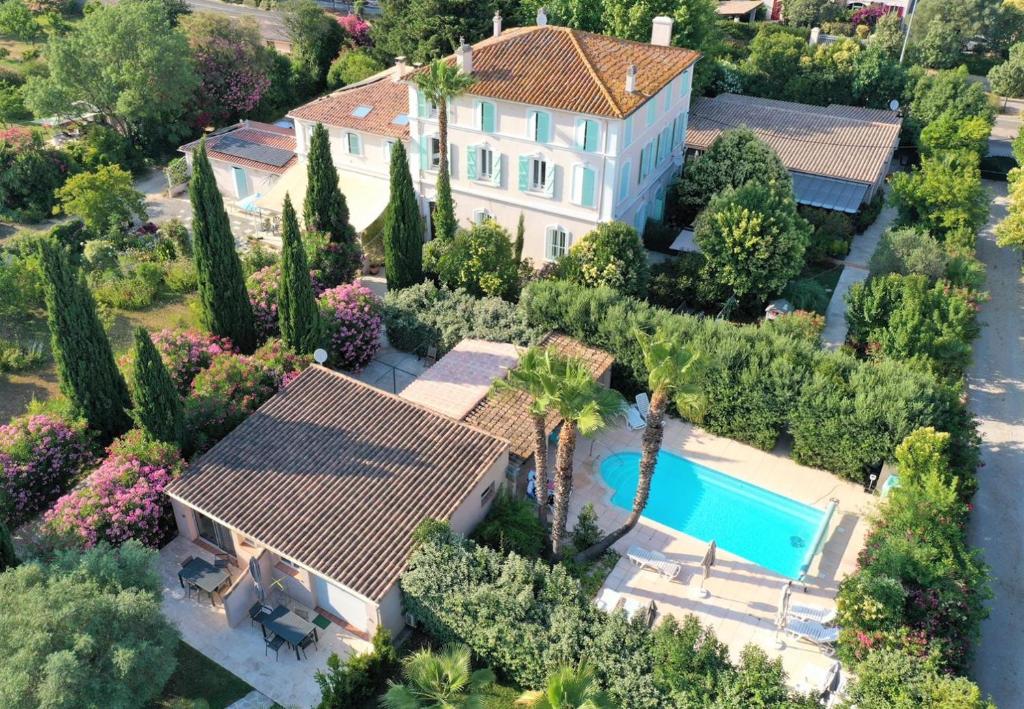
[261, 605, 319, 661]
[177, 557, 231, 606]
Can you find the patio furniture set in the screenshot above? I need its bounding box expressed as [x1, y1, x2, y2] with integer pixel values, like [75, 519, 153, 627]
[249, 602, 320, 661]
[177, 556, 232, 606]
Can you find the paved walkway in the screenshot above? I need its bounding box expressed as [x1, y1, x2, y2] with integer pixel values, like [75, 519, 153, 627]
[967, 181, 1024, 708]
[820, 201, 897, 349]
[226, 690, 275, 709]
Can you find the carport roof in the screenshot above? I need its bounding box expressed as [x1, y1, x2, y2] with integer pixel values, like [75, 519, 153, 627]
[165, 366, 507, 601]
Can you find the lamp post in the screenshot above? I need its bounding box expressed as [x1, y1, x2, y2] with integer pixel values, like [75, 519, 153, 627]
[899, 0, 918, 65]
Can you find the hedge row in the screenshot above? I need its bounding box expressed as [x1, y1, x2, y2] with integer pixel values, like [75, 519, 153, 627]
[519, 280, 979, 483]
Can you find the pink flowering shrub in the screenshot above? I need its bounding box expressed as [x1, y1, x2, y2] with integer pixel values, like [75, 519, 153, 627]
[851, 5, 890, 27]
[44, 430, 184, 548]
[338, 13, 372, 47]
[248, 265, 326, 343]
[318, 283, 382, 371]
[0, 415, 95, 527]
[145, 329, 234, 396]
[184, 340, 310, 453]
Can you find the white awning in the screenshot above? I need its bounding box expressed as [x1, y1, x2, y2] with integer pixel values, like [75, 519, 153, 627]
[255, 163, 391, 232]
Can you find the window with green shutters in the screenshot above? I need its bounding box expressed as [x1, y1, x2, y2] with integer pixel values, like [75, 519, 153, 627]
[520, 155, 551, 193]
[646, 100, 656, 127]
[469, 146, 495, 182]
[623, 115, 633, 148]
[528, 110, 551, 143]
[572, 164, 596, 208]
[618, 161, 630, 203]
[664, 83, 672, 112]
[477, 101, 496, 133]
[575, 118, 599, 153]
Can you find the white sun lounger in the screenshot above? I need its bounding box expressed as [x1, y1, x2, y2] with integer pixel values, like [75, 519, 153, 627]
[785, 618, 840, 655]
[788, 601, 838, 626]
[635, 392, 650, 420]
[626, 405, 646, 430]
[626, 545, 682, 580]
[595, 588, 621, 613]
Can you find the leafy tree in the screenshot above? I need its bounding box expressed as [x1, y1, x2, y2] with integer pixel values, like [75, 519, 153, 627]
[558, 221, 650, 298]
[381, 645, 494, 708]
[514, 211, 525, 262]
[919, 113, 991, 157]
[372, 0, 513, 64]
[907, 66, 994, 142]
[669, 127, 791, 225]
[304, 122, 357, 246]
[55, 165, 147, 237]
[576, 327, 704, 562]
[517, 664, 614, 709]
[413, 59, 475, 241]
[988, 42, 1024, 107]
[283, 0, 345, 94]
[889, 149, 988, 238]
[0, 0, 40, 42]
[694, 181, 811, 302]
[869, 227, 948, 280]
[851, 48, 908, 109]
[0, 130, 75, 223]
[601, 0, 678, 43]
[843, 649, 995, 709]
[516, 0, 604, 32]
[180, 13, 274, 126]
[0, 517, 16, 572]
[782, 0, 831, 27]
[23, 0, 198, 148]
[382, 140, 423, 289]
[870, 11, 904, 59]
[327, 49, 385, 89]
[38, 239, 132, 440]
[279, 193, 320, 354]
[435, 219, 519, 299]
[913, 18, 965, 69]
[740, 25, 807, 99]
[129, 326, 184, 446]
[189, 140, 258, 354]
[0, 541, 179, 708]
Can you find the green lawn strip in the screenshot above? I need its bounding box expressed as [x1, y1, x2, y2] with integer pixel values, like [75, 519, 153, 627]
[153, 640, 254, 709]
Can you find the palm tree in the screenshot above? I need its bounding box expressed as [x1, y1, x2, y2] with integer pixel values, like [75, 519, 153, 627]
[492, 347, 567, 522]
[381, 644, 495, 709]
[413, 58, 475, 241]
[516, 664, 616, 708]
[574, 327, 705, 563]
[548, 358, 625, 559]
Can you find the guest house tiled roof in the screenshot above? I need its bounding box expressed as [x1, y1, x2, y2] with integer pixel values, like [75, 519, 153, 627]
[180, 121, 297, 174]
[289, 72, 411, 138]
[165, 366, 507, 601]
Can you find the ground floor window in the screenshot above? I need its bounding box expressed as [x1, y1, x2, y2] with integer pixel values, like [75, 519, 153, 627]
[430, 137, 441, 168]
[545, 225, 570, 261]
[194, 511, 236, 557]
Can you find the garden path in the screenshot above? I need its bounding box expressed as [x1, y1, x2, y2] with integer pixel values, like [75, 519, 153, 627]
[967, 181, 1024, 708]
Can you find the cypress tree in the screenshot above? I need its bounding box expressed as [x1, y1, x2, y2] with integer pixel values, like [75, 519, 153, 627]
[304, 122, 356, 244]
[129, 327, 184, 447]
[38, 239, 132, 440]
[0, 517, 17, 572]
[382, 141, 423, 289]
[279, 193, 320, 354]
[189, 140, 258, 354]
[514, 212, 525, 263]
[432, 167, 457, 241]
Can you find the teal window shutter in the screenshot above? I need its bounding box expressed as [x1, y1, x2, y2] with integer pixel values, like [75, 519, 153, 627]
[664, 83, 672, 112]
[417, 91, 428, 118]
[481, 102, 495, 133]
[618, 161, 630, 202]
[536, 111, 550, 143]
[467, 145, 477, 180]
[491, 152, 502, 186]
[646, 101, 656, 127]
[518, 156, 529, 191]
[419, 135, 428, 169]
[581, 167, 596, 207]
[623, 115, 633, 148]
[583, 120, 599, 153]
[673, 115, 682, 144]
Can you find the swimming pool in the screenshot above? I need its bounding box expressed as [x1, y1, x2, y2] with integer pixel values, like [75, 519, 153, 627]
[600, 451, 829, 579]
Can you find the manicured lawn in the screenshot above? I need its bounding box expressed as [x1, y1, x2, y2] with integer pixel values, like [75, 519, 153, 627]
[153, 641, 254, 709]
[804, 263, 842, 296]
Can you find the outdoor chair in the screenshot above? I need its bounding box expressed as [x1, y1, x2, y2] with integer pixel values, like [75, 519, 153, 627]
[424, 345, 438, 366]
[248, 602, 271, 628]
[626, 545, 682, 580]
[626, 406, 646, 430]
[787, 600, 838, 626]
[635, 393, 650, 420]
[298, 633, 318, 659]
[785, 619, 840, 656]
[178, 556, 194, 569]
[265, 633, 286, 661]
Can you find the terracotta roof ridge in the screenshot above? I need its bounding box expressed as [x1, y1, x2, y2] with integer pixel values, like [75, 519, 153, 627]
[563, 27, 624, 118]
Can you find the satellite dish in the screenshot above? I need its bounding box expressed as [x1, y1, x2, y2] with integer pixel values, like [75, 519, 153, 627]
[888, 99, 900, 112]
[313, 348, 328, 364]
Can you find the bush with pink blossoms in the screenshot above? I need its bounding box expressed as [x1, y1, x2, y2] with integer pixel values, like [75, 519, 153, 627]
[318, 282, 382, 371]
[135, 329, 235, 396]
[44, 430, 184, 548]
[248, 264, 326, 343]
[0, 414, 95, 527]
[338, 13, 372, 47]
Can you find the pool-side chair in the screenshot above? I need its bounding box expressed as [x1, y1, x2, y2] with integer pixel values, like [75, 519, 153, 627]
[626, 545, 682, 580]
[626, 406, 646, 430]
[635, 393, 650, 420]
[787, 600, 838, 626]
[785, 618, 840, 655]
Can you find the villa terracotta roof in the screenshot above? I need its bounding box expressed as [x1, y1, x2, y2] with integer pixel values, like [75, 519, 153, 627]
[289, 73, 411, 138]
[179, 121, 297, 174]
[716, 1, 763, 16]
[165, 366, 507, 601]
[412, 25, 701, 119]
[686, 93, 902, 185]
[463, 333, 614, 460]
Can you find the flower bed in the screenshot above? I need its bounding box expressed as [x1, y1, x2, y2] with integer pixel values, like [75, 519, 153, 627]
[0, 415, 94, 527]
[318, 282, 382, 371]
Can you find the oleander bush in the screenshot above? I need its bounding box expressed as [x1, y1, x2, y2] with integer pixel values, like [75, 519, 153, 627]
[318, 282, 382, 371]
[247, 264, 282, 342]
[123, 329, 234, 396]
[0, 414, 95, 527]
[45, 430, 184, 548]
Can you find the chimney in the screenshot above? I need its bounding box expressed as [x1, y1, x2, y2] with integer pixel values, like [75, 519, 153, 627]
[625, 64, 637, 94]
[493, 10, 502, 37]
[536, 6, 547, 26]
[455, 37, 472, 74]
[650, 16, 673, 46]
[393, 55, 406, 81]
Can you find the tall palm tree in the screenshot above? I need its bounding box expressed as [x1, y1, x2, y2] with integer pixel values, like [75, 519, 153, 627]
[413, 58, 475, 241]
[575, 327, 705, 563]
[516, 664, 616, 708]
[381, 644, 495, 709]
[492, 347, 567, 522]
[548, 358, 625, 559]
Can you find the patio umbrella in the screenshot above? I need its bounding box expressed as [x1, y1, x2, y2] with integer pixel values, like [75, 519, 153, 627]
[248, 556, 265, 604]
[692, 540, 717, 599]
[774, 581, 792, 648]
[820, 661, 842, 702]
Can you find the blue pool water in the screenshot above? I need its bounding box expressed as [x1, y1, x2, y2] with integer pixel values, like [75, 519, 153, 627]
[600, 451, 826, 579]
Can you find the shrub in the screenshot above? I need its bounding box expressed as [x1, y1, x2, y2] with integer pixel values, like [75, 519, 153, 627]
[64, 124, 145, 173]
[890, 150, 989, 240]
[305, 230, 361, 289]
[0, 414, 95, 527]
[82, 239, 119, 272]
[869, 227, 948, 279]
[571, 502, 602, 550]
[326, 49, 384, 89]
[558, 221, 649, 298]
[855, 191, 886, 233]
[45, 430, 184, 548]
[158, 218, 191, 257]
[383, 282, 540, 356]
[472, 490, 545, 558]
[0, 337, 45, 373]
[318, 282, 382, 371]
[648, 252, 724, 312]
[247, 264, 282, 341]
[315, 626, 399, 708]
[241, 242, 279, 277]
[90, 261, 164, 310]
[843, 649, 993, 708]
[763, 310, 825, 344]
[782, 277, 831, 314]
[146, 329, 234, 395]
[0, 130, 76, 223]
[799, 206, 855, 262]
[163, 258, 198, 293]
[434, 220, 520, 300]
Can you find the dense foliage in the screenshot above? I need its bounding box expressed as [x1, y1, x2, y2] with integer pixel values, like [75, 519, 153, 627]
[128, 326, 185, 446]
[305, 122, 358, 248]
[55, 165, 148, 239]
[558, 221, 649, 299]
[145, 329, 233, 396]
[382, 140, 424, 290]
[279, 195, 321, 354]
[432, 220, 520, 300]
[315, 627, 399, 709]
[472, 490, 546, 558]
[0, 130, 75, 223]
[869, 227, 949, 280]
[889, 150, 989, 240]
[318, 282, 383, 371]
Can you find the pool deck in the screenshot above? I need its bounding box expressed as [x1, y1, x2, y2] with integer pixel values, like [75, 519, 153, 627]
[572, 417, 875, 692]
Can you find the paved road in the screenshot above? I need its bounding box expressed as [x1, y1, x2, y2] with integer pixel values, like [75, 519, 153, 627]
[967, 181, 1024, 708]
[186, 0, 288, 41]
[989, 98, 1022, 159]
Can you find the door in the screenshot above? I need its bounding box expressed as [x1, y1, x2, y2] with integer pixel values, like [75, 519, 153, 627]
[194, 511, 236, 557]
[232, 166, 249, 198]
[312, 574, 370, 630]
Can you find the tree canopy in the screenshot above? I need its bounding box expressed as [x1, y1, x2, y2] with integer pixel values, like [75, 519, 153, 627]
[435, 220, 519, 300]
[55, 165, 147, 237]
[558, 221, 650, 298]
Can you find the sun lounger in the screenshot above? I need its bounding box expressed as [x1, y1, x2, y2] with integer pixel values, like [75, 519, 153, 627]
[626, 405, 646, 430]
[787, 601, 837, 626]
[635, 393, 650, 420]
[785, 618, 840, 655]
[626, 545, 682, 580]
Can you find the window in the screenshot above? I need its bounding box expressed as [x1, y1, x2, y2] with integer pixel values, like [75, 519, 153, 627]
[346, 132, 362, 155]
[478, 147, 493, 180]
[623, 115, 633, 148]
[664, 82, 673, 112]
[528, 110, 551, 143]
[519, 155, 553, 195]
[468, 145, 500, 185]
[531, 158, 547, 190]
[384, 140, 396, 162]
[545, 226, 570, 261]
[646, 100, 657, 127]
[638, 142, 654, 183]
[480, 481, 496, 506]
[193, 511, 235, 557]
[278, 556, 299, 569]
[429, 137, 441, 168]
[575, 118, 600, 153]
[473, 209, 491, 224]
[618, 161, 631, 203]
[477, 101, 496, 133]
[572, 164, 597, 208]
[415, 91, 438, 119]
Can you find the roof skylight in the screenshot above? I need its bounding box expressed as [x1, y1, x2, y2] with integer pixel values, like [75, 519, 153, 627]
[392, 114, 409, 126]
[351, 105, 373, 118]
